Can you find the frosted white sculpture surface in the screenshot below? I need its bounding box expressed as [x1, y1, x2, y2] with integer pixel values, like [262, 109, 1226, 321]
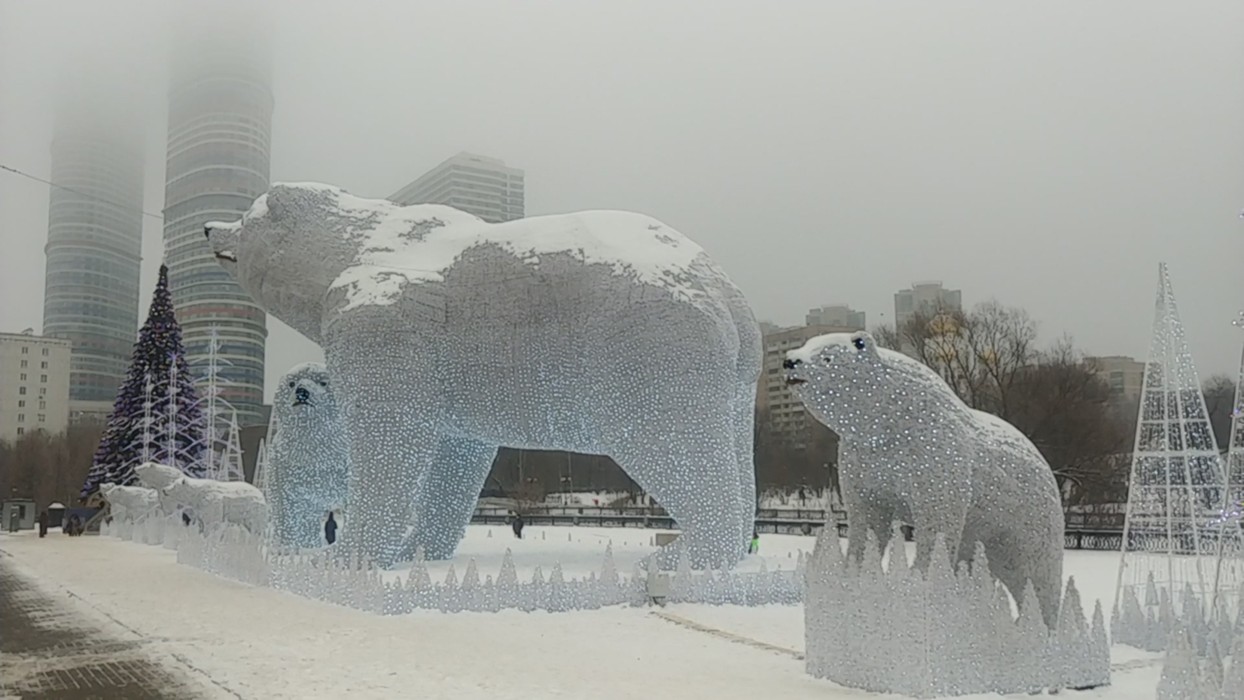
[206, 183, 761, 567]
[165, 475, 268, 533]
[803, 527, 1110, 696]
[267, 362, 349, 548]
[134, 461, 186, 515]
[100, 482, 160, 522]
[134, 461, 184, 490]
[786, 331, 1064, 626]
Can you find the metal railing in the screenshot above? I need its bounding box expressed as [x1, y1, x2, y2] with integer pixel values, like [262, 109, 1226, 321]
[470, 506, 1136, 551]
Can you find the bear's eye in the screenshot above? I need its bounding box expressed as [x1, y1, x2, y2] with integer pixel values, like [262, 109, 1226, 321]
[853, 338, 866, 351]
[287, 381, 295, 388]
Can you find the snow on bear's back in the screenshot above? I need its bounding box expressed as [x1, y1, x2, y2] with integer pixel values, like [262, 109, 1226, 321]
[254, 183, 721, 312]
[134, 462, 184, 490]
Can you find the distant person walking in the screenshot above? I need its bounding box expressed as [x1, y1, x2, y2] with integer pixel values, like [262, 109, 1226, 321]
[511, 513, 525, 540]
[37, 510, 48, 538]
[324, 512, 338, 545]
[748, 529, 759, 554]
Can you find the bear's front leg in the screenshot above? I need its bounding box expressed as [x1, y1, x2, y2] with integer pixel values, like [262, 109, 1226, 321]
[328, 326, 441, 568]
[403, 436, 498, 560]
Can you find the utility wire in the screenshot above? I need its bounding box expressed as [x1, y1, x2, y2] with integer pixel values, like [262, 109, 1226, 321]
[0, 162, 165, 221]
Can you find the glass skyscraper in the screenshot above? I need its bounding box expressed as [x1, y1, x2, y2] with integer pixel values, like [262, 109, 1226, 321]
[42, 112, 144, 417]
[162, 25, 273, 426]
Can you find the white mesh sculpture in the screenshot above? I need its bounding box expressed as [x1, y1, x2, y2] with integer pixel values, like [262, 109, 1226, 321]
[266, 362, 349, 548]
[803, 527, 1110, 696]
[99, 482, 161, 522]
[206, 183, 761, 568]
[163, 475, 268, 533]
[785, 331, 1064, 627]
[1114, 264, 1237, 635]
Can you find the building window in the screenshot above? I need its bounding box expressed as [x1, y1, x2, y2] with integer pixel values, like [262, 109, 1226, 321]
[20, 360, 27, 368]
[39, 388, 45, 396]
[40, 375, 47, 383]
[41, 361, 47, 369]
[16, 427, 23, 436]
[17, 400, 25, 408]
[16, 414, 24, 422]
[38, 400, 45, 410]
[42, 348, 49, 356]
[21, 347, 28, 354]
[18, 387, 26, 395]
[19, 373, 26, 381]
[37, 414, 45, 423]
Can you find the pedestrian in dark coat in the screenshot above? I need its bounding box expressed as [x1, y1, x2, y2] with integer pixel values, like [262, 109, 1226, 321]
[324, 512, 338, 545]
[37, 510, 48, 538]
[511, 513, 525, 540]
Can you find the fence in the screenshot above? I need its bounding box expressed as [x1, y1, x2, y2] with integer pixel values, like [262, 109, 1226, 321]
[473, 508, 1134, 551]
[101, 514, 806, 614]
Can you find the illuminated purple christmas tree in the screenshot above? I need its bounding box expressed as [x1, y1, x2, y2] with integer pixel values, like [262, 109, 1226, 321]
[80, 264, 206, 498]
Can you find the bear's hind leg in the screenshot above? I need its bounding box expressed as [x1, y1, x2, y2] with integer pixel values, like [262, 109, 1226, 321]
[404, 436, 498, 561]
[611, 424, 746, 570]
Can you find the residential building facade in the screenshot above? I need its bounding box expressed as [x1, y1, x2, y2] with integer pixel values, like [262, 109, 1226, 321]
[389, 152, 524, 223]
[758, 324, 859, 441]
[0, 331, 72, 442]
[162, 22, 273, 426]
[1085, 355, 1146, 403]
[42, 109, 144, 418]
[805, 305, 866, 331]
[893, 281, 963, 329]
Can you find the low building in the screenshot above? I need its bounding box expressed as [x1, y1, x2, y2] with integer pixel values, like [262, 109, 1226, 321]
[0, 330, 72, 442]
[805, 305, 865, 331]
[1084, 355, 1145, 403]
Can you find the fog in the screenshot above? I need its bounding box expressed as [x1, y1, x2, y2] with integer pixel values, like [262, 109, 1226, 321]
[1, 0, 1241, 402]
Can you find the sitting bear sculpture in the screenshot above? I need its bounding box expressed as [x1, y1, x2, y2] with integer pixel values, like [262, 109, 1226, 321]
[267, 362, 349, 548]
[206, 182, 761, 567]
[785, 331, 1063, 627]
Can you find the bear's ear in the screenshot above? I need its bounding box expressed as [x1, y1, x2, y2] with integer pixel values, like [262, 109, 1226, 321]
[265, 192, 284, 220]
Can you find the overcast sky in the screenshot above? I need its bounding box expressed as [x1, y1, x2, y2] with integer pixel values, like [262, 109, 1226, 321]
[1, 0, 1241, 402]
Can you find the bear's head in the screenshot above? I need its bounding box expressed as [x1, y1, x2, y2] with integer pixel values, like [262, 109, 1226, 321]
[782, 331, 894, 434]
[785, 331, 961, 436]
[275, 362, 339, 423]
[205, 183, 360, 343]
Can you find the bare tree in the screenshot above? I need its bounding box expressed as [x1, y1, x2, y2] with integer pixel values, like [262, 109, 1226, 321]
[1009, 340, 1132, 504]
[0, 424, 103, 507]
[875, 301, 1131, 506]
[1203, 374, 1236, 451]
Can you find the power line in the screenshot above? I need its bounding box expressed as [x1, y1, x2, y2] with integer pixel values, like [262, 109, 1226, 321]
[0, 162, 165, 221]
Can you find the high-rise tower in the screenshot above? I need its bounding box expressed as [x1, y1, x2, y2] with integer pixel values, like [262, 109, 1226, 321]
[42, 102, 145, 421]
[162, 14, 273, 426]
[389, 152, 525, 223]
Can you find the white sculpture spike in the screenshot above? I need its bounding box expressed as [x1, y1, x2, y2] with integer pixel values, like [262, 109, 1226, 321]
[1208, 313, 1244, 619]
[1115, 263, 1231, 628]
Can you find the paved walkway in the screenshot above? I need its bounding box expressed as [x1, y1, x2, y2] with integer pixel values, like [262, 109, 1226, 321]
[0, 549, 213, 699]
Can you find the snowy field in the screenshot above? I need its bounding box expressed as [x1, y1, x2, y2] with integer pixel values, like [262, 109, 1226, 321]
[0, 525, 1166, 699]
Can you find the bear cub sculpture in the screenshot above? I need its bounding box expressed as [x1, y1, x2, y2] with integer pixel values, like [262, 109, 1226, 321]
[785, 331, 1064, 627]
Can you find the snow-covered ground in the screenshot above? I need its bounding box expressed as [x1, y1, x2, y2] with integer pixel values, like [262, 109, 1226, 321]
[0, 526, 1165, 699]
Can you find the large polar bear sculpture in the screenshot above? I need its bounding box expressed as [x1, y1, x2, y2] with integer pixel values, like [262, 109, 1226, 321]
[206, 183, 761, 568]
[164, 476, 269, 534]
[267, 362, 350, 548]
[784, 331, 1063, 627]
[100, 483, 160, 522]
